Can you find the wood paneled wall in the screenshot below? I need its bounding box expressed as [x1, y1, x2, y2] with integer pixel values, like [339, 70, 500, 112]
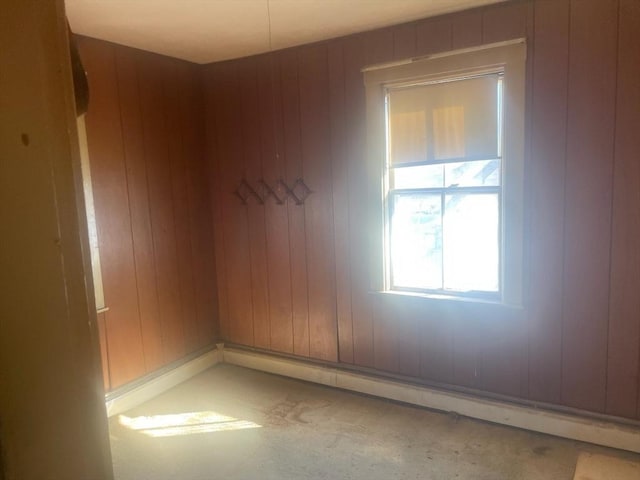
[79, 37, 218, 390]
[204, 0, 640, 420]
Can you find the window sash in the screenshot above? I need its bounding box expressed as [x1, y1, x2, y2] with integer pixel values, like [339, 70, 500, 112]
[388, 188, 501, 297]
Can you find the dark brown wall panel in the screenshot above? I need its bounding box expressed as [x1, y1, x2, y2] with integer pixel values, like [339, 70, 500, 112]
[204, 68, 230, 342]
[482, 1, 528, 44]
[328, 41, 354, 364]
[164, 61, 200, 355]
[279, 50, 311, 357]
[393, 23, 416, 59]
[419, 301, 454, 384]
[181, 64, 218, 348]
[452, 10, 482, 49]
[138, 55, 187, 363]
[80, 37, 218, 391]
[212, 62, 255, 347]
[416, 17, 453, 56]
[238, 59, 271, 350]
[257, 55, 294, 354]
[113, 47, 164, 372]
[561, 0, 618, 413]
[81, 39, 146, 388]
[527, 0, 569, 405]
[298, 45, 338, 362]
[342, 36, 374, 367]
[606, 0, 640, 420]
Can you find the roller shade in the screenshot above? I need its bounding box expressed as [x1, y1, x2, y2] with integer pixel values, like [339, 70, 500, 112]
[388, 73, 500, 166]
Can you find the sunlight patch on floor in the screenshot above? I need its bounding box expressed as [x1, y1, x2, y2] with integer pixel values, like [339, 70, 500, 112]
[573, 452, 640, 480]
[118, 411, 262, 437]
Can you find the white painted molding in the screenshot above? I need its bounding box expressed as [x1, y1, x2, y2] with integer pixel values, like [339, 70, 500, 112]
[105, 348, 220, 417]
[221, 346, 640, 454]
[105, 344, 639, 453]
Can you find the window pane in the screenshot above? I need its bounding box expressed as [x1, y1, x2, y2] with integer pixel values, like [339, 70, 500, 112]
[388, 74, 500, 165]
[390, 194, 442, 290]
[443, 193, 499, 292]
[393, 163, 444, 189]
[444, 159, 500, 187]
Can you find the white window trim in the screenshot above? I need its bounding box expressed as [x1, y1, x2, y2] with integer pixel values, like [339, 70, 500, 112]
[363, 39, 526, 307]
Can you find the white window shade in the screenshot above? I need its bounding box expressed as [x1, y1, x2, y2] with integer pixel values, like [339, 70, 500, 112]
[388, 74, 500, 165]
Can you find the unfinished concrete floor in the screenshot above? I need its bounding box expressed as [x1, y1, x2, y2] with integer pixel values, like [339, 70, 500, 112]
[108, 365, 639, 479]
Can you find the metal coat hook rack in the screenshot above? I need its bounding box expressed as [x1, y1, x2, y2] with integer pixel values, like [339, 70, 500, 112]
[234, 178, 312, 205]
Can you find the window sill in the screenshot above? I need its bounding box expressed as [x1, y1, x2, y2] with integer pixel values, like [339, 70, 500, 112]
[369, 289, 524, 311]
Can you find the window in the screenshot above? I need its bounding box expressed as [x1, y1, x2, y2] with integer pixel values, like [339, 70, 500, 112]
[364, 40, 526, 305]
[77, 115, 107, 312]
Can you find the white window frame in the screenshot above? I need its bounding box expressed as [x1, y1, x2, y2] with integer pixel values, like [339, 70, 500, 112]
[363, 39, 526, 307]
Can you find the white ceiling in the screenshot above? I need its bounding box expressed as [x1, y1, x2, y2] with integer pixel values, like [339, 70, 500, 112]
[65, 0, 504, 64]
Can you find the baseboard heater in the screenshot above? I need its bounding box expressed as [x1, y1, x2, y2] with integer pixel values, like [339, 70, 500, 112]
[105, 343, 640, 454]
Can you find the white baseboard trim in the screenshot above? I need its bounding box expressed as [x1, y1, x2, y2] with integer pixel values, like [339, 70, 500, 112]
[221, 347, 640, 454]
[105, 348, 220, 417]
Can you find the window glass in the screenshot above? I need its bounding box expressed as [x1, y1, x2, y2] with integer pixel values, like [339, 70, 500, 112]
[393, 164, 444, 189]
[444, 160, 500, 187]
[442, 193, 499, 292]
[390, 194, 442, 290]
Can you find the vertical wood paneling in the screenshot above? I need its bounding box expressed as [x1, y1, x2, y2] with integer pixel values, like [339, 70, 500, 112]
[452, 11, 483, 49]
[280, 50, 311, 357]
[396, 309, 421, 378]
[138, 55, 186, 363]
[213, 61, 255, 347]
[204, 67, 230, 342]
[181, 64, 218, 347]
[82, 38, 218, 391]
[482, 2, 528, 44]
[327, 41, 354, 364]
[298, 45, 338, 361]
[81, 40, 146, 388]
[164, 60, 200, 354]
[562, 0, 618, 412]
[113, 47, 164, 372]
[342, 36, 374, 367]
[528, 0, 570, 404]
[258, 54, 294, 354]
[393, 23, 416, 60]
[237, 58, 271, 350]
[415, 17, 452, 56]
[479, 309, 526, 397]
[606, 0, 640, 420]
[419, 302, 454, 384]
[373, 295, 399, 374]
